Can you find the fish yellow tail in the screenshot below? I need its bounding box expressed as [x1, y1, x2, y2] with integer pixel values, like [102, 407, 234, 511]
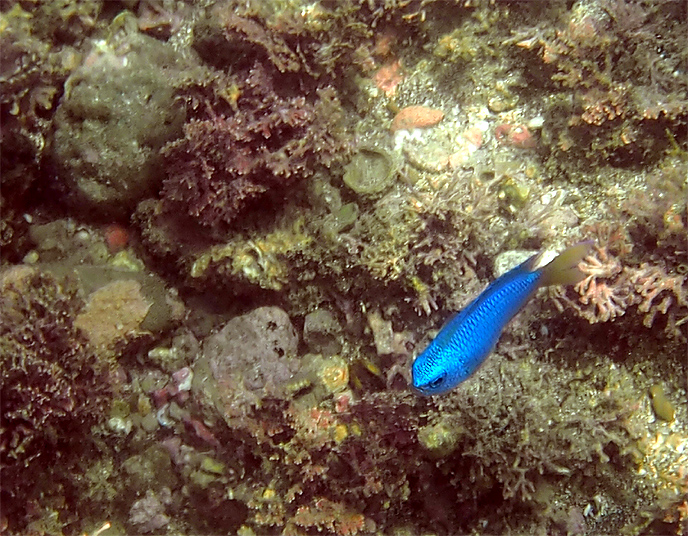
[538, 241, 594, 287]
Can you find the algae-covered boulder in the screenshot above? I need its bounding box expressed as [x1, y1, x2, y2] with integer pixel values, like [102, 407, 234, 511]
[52, 15, 185, 212]
[200, 307, 299, 418]
[303, 308, 342, 356]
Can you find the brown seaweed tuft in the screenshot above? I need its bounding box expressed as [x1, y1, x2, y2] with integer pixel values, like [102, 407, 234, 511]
[0, 266, 111, 528]
[160, 63, 349, 237]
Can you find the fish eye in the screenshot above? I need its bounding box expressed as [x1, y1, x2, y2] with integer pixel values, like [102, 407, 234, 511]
[426, 374, 445, 390]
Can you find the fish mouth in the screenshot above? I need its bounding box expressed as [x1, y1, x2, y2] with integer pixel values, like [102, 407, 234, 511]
[410, 382, 435, 396]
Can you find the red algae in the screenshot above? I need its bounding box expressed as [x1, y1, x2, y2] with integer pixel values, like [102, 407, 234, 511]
[373, 59, 404, 98]
[390, 106, 444, 132]
[494, 123, 536, 148]
[104, 224, 129, 253]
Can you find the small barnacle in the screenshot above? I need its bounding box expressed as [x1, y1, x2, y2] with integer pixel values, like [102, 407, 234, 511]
[290, 355, 351, 402]
[417, 420, 461, 458]
[232, 246, 262, 282]
[494, 123, 537, 149]
[219, 83, 241, 111]
[317, 356, 349, 395]
[663, 203, 685, 235]
[190, 254, 210, 278]
[498, 176, 531, 214]
[83, 521, 112, 536]
[333, 423, 348, 444]
[299, 2, 329, 31]
[286, 374, 313, 396]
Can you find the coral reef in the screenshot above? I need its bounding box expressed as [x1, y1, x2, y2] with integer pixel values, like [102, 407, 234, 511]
[511, 0, 688, 166]
[1, 1, 686, 535]
[148, 348, 684, 535]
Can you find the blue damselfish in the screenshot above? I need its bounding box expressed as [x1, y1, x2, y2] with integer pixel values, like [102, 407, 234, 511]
[412, 242, 592, 396]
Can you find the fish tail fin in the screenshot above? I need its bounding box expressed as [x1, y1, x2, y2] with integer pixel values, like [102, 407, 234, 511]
[538, 241, 594, 287]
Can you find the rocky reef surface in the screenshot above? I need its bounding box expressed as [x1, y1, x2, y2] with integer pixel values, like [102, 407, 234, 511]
[1, 1, 686, 535]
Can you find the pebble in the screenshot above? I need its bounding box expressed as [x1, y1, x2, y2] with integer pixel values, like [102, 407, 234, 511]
[108, 416, 133, 435]
[403, 143, 450, 173]
[141, 412, 160, 432]
[649, 384, 675, 422]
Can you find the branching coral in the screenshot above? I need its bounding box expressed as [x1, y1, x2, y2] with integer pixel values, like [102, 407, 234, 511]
[629, 262, 688, 337]
[288, 497, 367, 535]
[552, 245, 687, 339]
[552, 245, 636, 323]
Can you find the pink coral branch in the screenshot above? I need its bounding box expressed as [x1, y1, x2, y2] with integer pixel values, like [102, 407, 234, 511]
[629, 263, 688, 336]
[565, 246, 635, 323]
[553, 245, 688, 339]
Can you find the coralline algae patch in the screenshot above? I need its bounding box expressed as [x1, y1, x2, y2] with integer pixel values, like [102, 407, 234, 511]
[386, 102, 548, 182]
[390, 105, 445, 133]
[189, 225, 313, 291]
[390, 108, 489, 174]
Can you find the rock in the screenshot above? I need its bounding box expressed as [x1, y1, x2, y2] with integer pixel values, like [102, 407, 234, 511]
[128, 488, 172, 534]
[75, 279, 152, 352]
[54, 264, 185, 352]
[367, 310, 413, 355]
[203, 307, 299, 395]
[493, 250, 538, 278]
[52, 17, 185, 213]
[303, 308, 342, 356]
